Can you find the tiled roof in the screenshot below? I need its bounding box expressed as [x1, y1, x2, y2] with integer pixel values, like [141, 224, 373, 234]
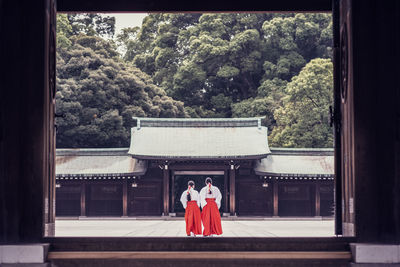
[55, 147, 334, 177]
[56, 148, 147, 175]
[128, 118, 271, 159]
[254, 148, 334, 176]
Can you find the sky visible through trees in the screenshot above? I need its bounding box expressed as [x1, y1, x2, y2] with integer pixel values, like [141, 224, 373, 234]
[56, 13, 333, 149]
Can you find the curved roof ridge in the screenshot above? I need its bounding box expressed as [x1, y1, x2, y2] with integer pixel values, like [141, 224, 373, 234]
[132, 117, 265, 121]
[56, 148, 129, 156]
[270, 147, 334, 156]
[133, 117, 266, 128]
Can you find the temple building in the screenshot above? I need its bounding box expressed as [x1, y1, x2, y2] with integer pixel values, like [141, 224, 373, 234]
[55, 117, 334, 217]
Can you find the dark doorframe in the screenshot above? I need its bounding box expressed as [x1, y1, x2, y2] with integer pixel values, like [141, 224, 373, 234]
[332, 0, 343, 236]
[338, 0, 355, 237]
[0, 0, 338, 242]
[4, 0, 400, 247]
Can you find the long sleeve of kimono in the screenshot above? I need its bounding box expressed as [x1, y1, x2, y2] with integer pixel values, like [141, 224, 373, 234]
[215, 187, 222, 209]
[196, 191, 201, 207]
[180, 190, 188, 209]
[199, 187, 207, 209]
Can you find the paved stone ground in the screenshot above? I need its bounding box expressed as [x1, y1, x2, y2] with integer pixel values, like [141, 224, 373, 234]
[55, 218, 335, 237]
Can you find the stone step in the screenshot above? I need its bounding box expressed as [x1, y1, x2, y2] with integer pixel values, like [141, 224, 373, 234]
[47, 237, 353, 266]
[48, 251, 352, 260]
[49, 259, 350, 267]
[48, 251, 351, 267]
[48, 237, 354, 252]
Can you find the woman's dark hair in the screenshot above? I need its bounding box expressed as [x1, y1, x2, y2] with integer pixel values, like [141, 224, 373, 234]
[205, 177, 212, 194]
[187, 180, 195, 201]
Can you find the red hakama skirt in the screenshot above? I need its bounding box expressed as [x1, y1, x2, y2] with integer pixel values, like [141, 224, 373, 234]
[201, 198, 223, 236]
[185, 200, 202, 236]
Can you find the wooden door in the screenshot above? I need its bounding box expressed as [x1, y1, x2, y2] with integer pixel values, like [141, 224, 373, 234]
[236, 180, 273, 216]
[129, 180, 162, 216]
[278, 183, 314, 216]
[86, 183, 123, 216]
[55, 183, 81, 216]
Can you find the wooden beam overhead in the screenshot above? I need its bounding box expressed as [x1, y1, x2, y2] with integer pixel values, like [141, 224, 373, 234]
[56, 0, 332, 12]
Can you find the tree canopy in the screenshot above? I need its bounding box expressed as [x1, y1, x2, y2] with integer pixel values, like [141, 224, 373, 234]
[56, 15, 186, 148]
[269, 58, 333, 148]
[68, 13, 116, 38]
[118, 13, 332, 123]
[57, 13, 333, 148]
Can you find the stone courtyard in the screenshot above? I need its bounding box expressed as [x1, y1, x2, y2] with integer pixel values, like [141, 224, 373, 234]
[55, 218, 335, 237]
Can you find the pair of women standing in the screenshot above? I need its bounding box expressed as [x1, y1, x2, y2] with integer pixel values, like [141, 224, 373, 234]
[179, 177, 223, 237]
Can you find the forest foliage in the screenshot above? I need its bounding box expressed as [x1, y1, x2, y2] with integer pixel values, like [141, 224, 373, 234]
[56, 13, 333, 148]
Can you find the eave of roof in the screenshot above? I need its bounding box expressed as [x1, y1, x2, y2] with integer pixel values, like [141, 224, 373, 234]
[56, 154, 147, 176]
[269, 147, 334, 156]
[130, 154, 271, 160]
[56, 147, 129, 156]
[254, 154, 334, 176]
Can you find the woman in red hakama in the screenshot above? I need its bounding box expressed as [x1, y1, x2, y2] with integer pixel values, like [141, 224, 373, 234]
[200, 177, 223, 236]
[180, 180, 202, 236]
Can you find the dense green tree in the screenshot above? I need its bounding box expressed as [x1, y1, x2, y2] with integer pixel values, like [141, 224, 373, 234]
[121, 13, 332, 120]
[231, 13, 332, 128]
[57, 13, 334, 148]
[116, 26, 141, 58]
[269, 58, 333, 148]
[57, 14, 73, 48]
[231, 97, 275, 127]
[126, 14, 202, 96]
[56, 34, 187, 148]
[68, 13, 116, 38]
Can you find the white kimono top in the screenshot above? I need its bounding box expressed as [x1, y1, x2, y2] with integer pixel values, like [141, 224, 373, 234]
[180, 187, 200, 209]
[199, 185, 222, 209]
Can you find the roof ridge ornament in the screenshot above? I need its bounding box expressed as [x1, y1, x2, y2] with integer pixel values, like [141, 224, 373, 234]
[131, 116, 266, 128]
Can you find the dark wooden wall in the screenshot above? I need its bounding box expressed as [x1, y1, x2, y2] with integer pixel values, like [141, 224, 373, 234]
[236, 175, 273, 216]
[86, 183, 123, 216]
[278, 183, 315, 216]
[55, 176, 333, 217]
[0, 0, 54, 242]
[128, 176, 163, 216]
[56, 183, 81, 216]
[350, 0, 400, 242]
[56, 178, 163, 217]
